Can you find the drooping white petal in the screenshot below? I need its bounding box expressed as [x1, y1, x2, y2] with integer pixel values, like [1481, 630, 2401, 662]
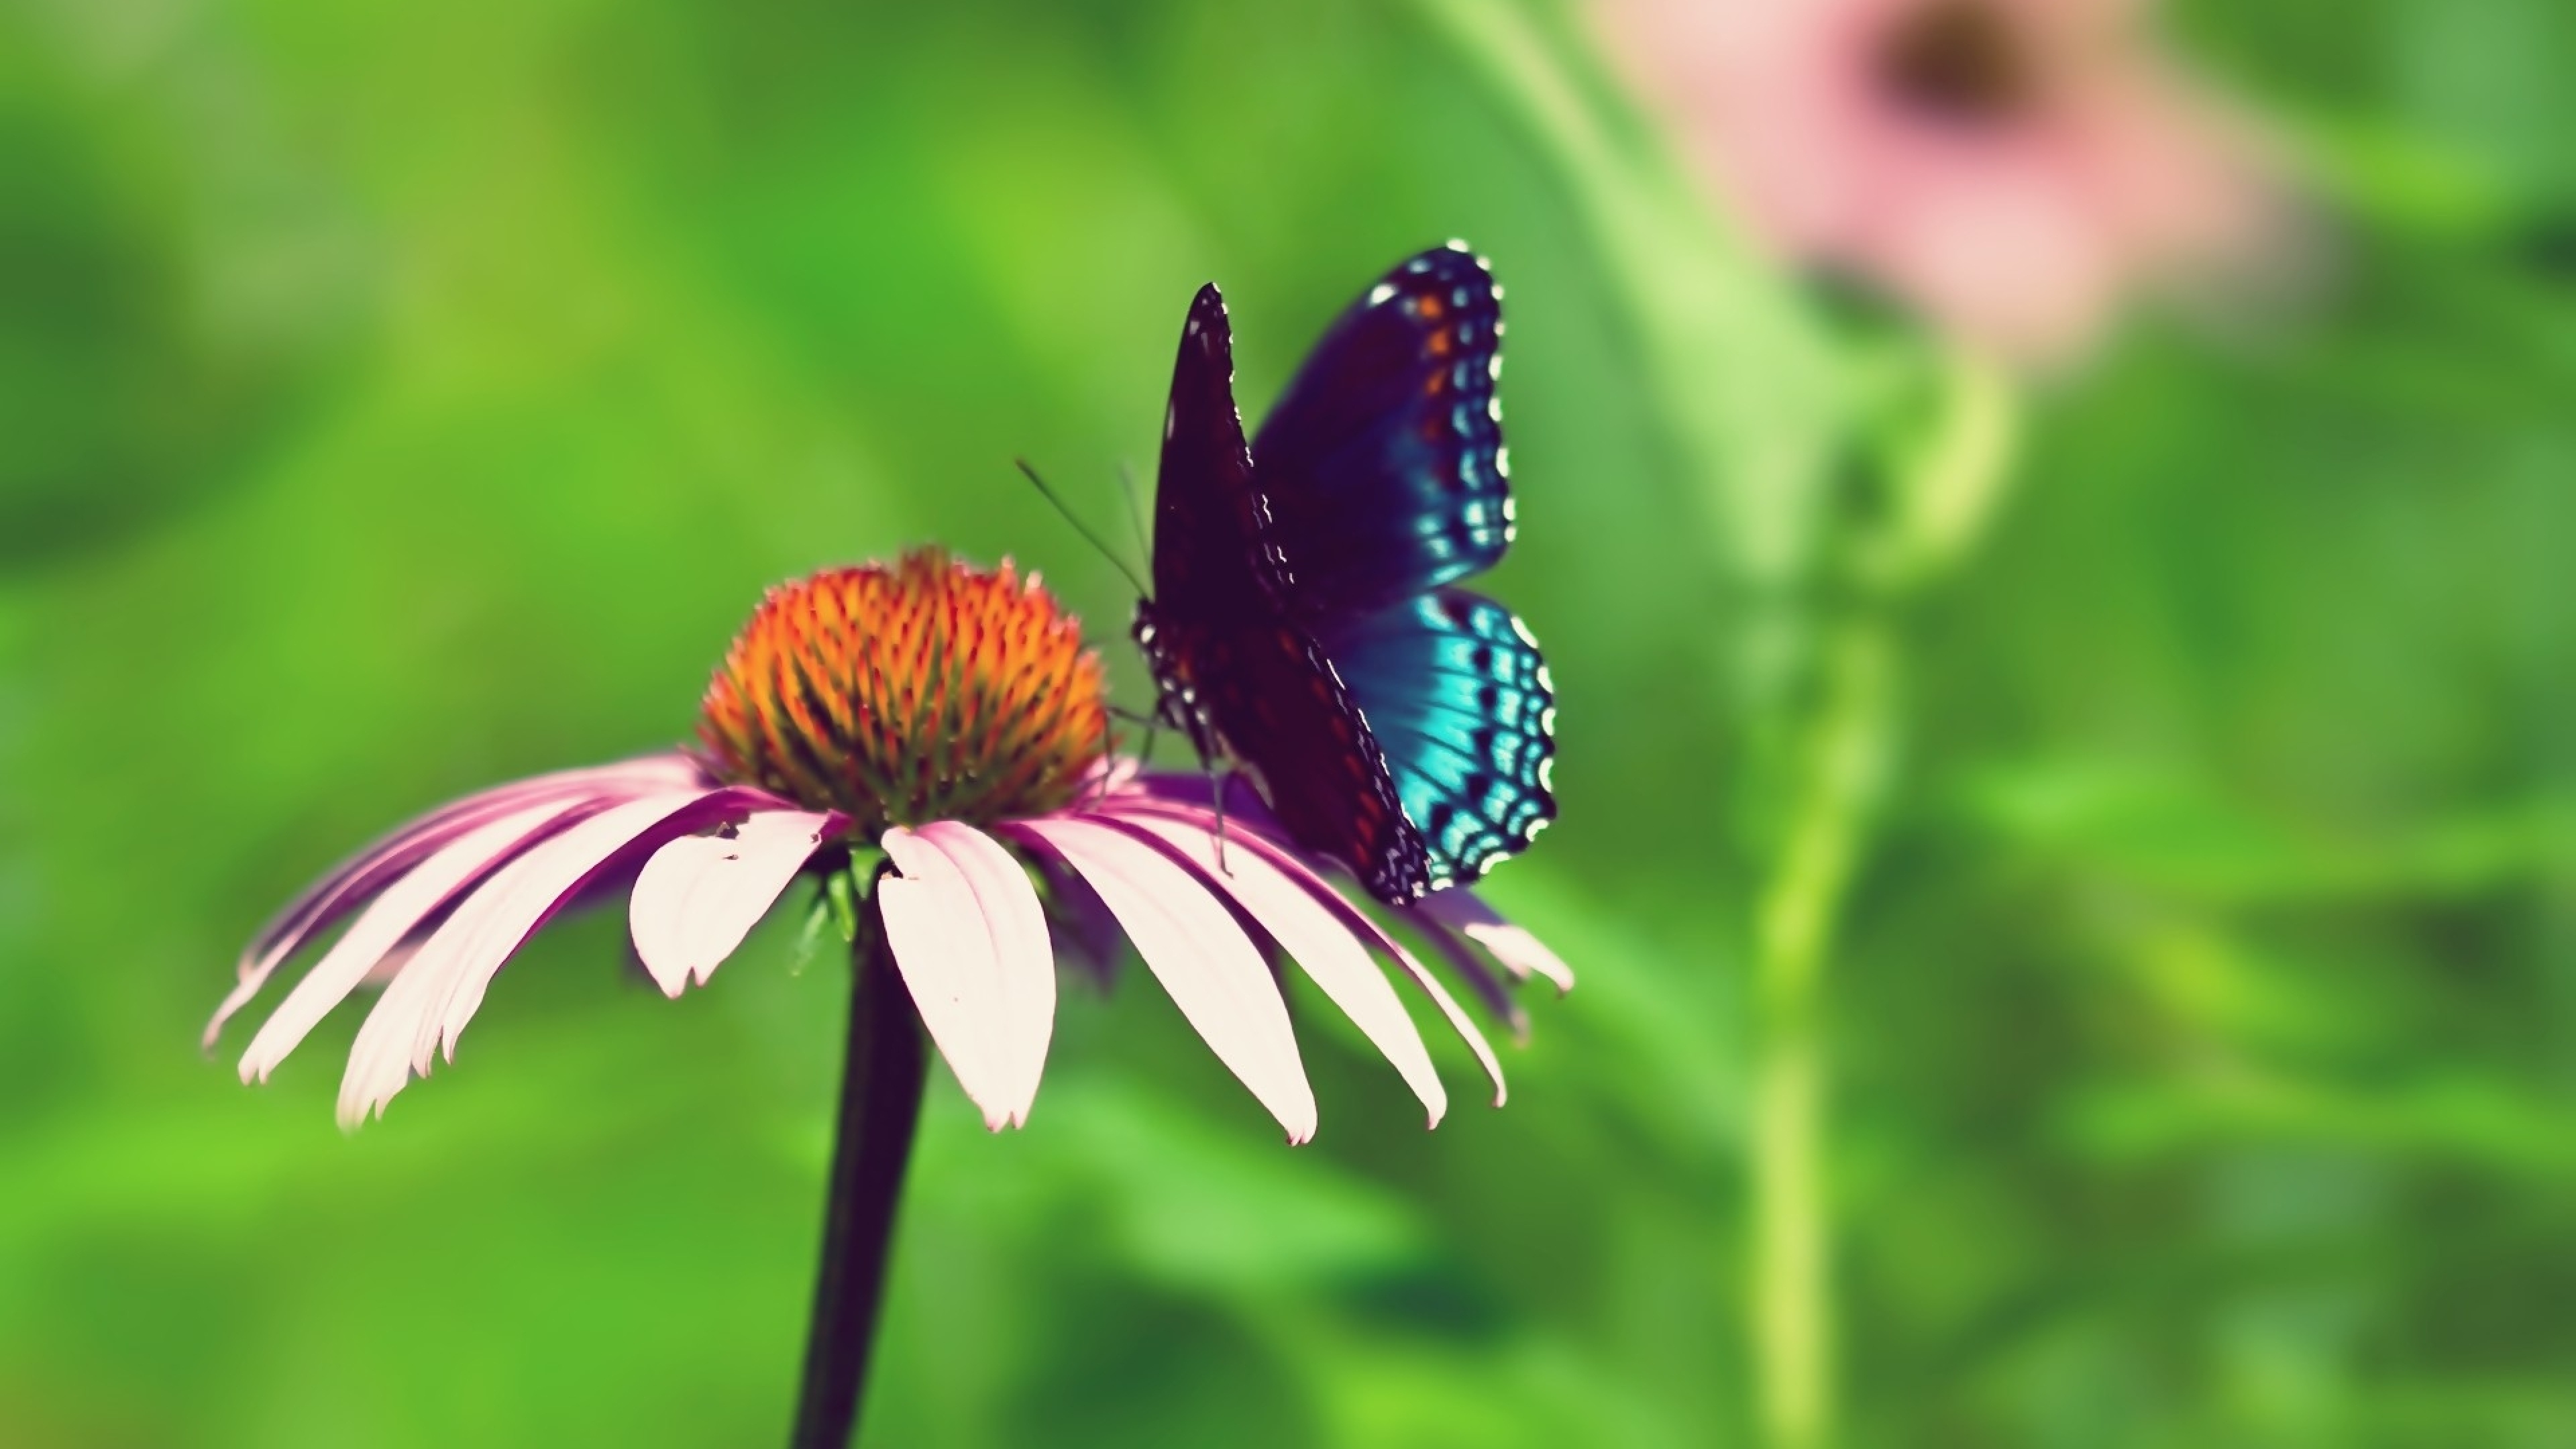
[630, 809, 837, 996]
[1411, 920, 1531, 1042]
[1366, 936, 1507, 1108]
[1103, 811, 1447, 1128]
[1010, 816, 1318, 1143]
[237, 800, 582, 1083]
[877, 824, 1055, 1130]
[916, 821, 1054, 1126]
[218, 753, 714, 1043]
[1097, 796, 1509, 1108]
[1410, 889, 1574, 991]
[336, 790, 722, 1126]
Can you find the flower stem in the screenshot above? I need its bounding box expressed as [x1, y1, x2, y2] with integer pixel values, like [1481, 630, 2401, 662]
[1750, 622, 1892, 1449]
[791, 913, 928, 1449]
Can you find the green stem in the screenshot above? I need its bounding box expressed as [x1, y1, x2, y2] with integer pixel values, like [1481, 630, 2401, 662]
[1749, 623, 1892, 1449]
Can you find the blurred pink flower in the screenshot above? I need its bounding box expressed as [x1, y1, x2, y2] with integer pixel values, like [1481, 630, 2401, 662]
[1597, 0, 2285, 362]
[209, 553, 1562, 1140]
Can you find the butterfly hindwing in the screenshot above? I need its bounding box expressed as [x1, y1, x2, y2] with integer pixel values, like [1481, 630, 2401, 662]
[1252, 243, 1511, 621]
[1320, 587, 1556, 892]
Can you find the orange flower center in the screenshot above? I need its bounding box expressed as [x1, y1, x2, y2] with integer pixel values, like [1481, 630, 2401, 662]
[698, 549, 1109, 835]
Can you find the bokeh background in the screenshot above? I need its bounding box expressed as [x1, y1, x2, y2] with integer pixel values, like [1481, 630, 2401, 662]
[5, 0, 2573, 1444]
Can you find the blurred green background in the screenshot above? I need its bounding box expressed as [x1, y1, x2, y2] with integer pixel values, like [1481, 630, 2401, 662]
[4, 0, 2573, 1444]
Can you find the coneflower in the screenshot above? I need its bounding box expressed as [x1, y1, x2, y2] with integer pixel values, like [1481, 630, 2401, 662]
[209, 547, 1564, 1445]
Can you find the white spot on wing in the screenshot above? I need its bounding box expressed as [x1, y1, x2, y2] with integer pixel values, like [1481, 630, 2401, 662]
[1368, 282, 1396, 306]
[1444, 237, 1470, 252]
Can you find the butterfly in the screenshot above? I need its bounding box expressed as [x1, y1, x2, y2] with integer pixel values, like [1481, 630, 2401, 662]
[1133, 241, 1556, 905]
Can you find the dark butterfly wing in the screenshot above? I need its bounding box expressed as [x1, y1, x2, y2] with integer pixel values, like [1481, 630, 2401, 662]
[1317, 587, 1556, 893]
[1251, 242, 1512, 621]
[1149, 284, 1273, 627]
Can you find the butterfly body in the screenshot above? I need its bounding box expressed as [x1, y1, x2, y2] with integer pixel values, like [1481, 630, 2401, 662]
[1140, 244, 1554, 904]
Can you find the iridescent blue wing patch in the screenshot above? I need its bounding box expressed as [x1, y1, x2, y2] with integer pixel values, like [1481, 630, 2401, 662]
[1319, 587, 1556, 893]
[1252, 242, 1512, 621]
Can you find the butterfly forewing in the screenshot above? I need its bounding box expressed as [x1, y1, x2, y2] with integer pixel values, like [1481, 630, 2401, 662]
[1149, 284, 1271, 629]
[1252, 243, 1512, 622]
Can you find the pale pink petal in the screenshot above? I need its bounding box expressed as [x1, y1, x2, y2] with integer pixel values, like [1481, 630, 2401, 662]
[629, 809, 837, 997]
[1106, 812, 1447, 1128]
[420, 791, 761, 1066]
[1412, 922, 1532, 1043]
[225, 799, 537, 1034]
[1095, 796, 1508, 1108]
[916, 822, 1055, 1126]
[877, 824, 1051, 1130]
[335, 789, 735, 1126]
[224, 753, 714, 1030]
[1071, 755, 1144, 802]
[241, 756, 702, 961]
[1365, 938, 1505, 1108]
[1409, 890, 1576, 993]
[358, 937, 423, 986]
[1036, 856, 1128, 986]
[1008, 816, 1318, 1143]
[233, 800, 586, 1082]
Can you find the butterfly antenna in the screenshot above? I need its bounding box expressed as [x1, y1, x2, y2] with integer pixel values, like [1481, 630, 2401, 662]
[1015, 458, 1150, 598]
[1117, 460, 1152, 593]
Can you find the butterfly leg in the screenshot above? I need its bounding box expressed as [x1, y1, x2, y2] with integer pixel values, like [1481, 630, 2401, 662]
[1099, 703, 1165, 782]
[1089, 711, 1118, 806]
[1209, 761, 1235, 878]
